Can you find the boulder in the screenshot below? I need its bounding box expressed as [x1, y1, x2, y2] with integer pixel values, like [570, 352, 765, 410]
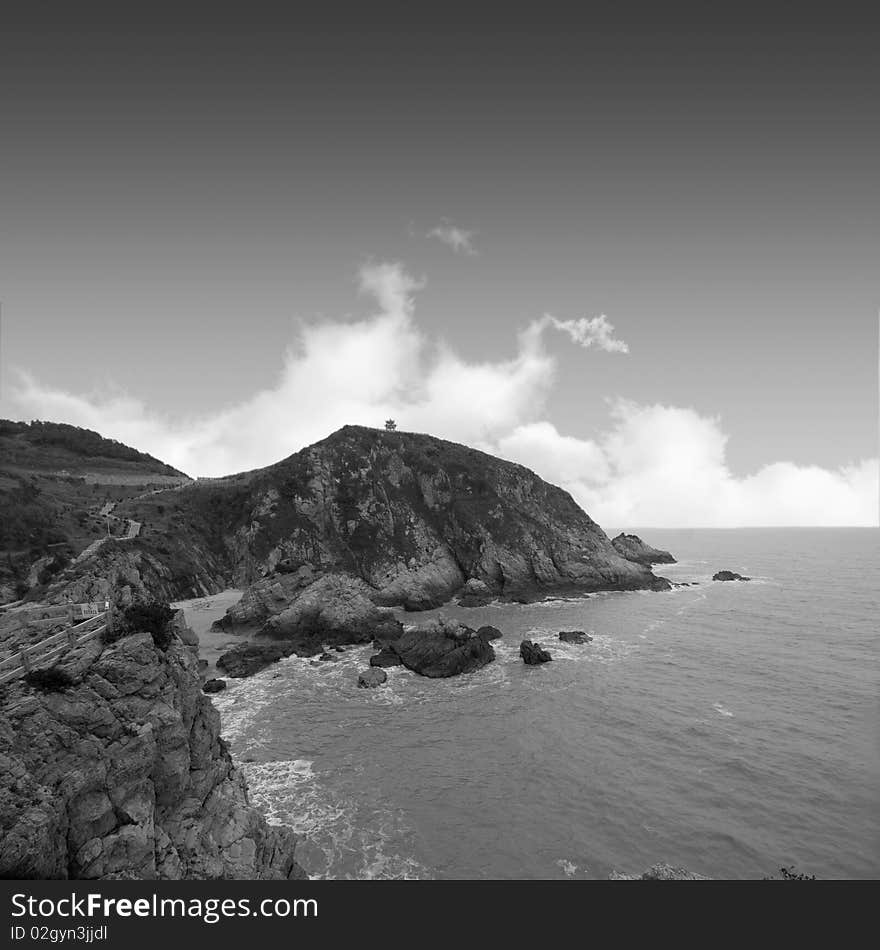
[520, 639, 552, 665]
[457, 578, 496, 607]
[358, 668, 387, 688]
[370, 648, 402, 668]
[202, 678, 227, 694]
[318, 652, 337, 662]
[712, 570, 751, 582]
[263, 573, 404, 650]
[389, 617, 496, 678]
[559, 630, 592, 644]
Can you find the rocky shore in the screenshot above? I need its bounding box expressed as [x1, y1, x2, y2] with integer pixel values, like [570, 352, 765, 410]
[0, 611, 307, 880]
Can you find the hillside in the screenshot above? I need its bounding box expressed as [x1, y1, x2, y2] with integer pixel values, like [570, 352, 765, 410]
[0, 419, 190, 603]
[94, 425, 669, 611]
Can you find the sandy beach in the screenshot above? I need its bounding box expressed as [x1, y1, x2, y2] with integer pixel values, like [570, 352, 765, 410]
[172, 589, 248, 674]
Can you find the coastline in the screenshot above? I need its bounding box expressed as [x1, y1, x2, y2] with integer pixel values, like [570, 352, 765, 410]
[173, 588, 246, 674]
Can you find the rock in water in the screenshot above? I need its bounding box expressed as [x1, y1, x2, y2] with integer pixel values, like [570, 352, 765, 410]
[216, 641, 297, 677]
[389, 617, 496, 678]
[712, 570, 751, 582]
[358, 668, 388, 688]
[476, 625, 503, 641]
[202, 678, 227, 693]
[611, 533, 677, 566]
[559, 630, 592, 644]
[370, 647, 402, 668]
[520, 639, 552, 664]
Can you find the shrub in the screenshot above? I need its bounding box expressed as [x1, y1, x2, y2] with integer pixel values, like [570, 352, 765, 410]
[25, 667, 75, 692]
[101, 602, 176, 651]
[764, 866, 816, 881]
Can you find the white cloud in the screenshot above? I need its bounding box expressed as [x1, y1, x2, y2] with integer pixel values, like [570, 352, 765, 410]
[426, 220, 478, 255]
[532, 313, 629, 354]
[9, 263, 878, 526]
[496, 404, 878, 527]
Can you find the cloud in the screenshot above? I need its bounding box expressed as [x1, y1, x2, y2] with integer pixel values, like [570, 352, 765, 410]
[426, 219, 477, 255]
[496, 404, 878, 527]
[530, 313, 629, 354]
[9, 263, 878, 526]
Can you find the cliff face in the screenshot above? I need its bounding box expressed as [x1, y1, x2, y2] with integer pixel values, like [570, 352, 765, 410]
[194, 426, 668, 609]
[0, 628, 306, 880]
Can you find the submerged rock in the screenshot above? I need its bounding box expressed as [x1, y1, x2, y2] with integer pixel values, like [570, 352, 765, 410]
[611, 533, 676, 566]
[558, 630, 592, 644]
[520, 639, 552, 664]
[389, 618, 496, 678]
[370, 648, 402, 668]
[216, 641, 297, 677]
[358, 668, 387, 688]
[712, 570, 751, 582]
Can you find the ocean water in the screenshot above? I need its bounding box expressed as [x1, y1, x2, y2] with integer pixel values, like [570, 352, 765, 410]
[208, 528, 880, 879]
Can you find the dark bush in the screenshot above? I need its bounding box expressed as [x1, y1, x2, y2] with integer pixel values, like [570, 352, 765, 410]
[764, 866, 816, 881]
[25, 667, 75, 692]
[101, 602, 176, 651]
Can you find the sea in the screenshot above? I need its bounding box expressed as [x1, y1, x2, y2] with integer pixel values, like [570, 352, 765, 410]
[189, 528, 879, 880]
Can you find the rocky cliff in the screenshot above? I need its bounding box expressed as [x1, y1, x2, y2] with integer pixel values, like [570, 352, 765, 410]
[22, 425, 672, 613]
[0, 623, 307, 880]
[162, 426, 670, 612]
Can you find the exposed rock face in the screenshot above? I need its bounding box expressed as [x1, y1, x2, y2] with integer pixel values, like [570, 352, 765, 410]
[559, 630, 592, 644]
[713, 570, 751, 582]
[611, 533, 676, 566]
[520, 639, 552, 664]
[610, 863, 710, 880]
[389, 618, 496, 678]
[357, 668, 387, 688]
[170, 609, 199, 648]
[0, 630, 306, 880]
[214, 566, 319, 630]
[178, 426, 672, 617]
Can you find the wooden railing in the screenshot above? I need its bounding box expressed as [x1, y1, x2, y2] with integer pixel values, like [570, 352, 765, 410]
[0, 605, 112, 685]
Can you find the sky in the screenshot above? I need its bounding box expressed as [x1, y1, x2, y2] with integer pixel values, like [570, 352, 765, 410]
[0, 3, 877, 527]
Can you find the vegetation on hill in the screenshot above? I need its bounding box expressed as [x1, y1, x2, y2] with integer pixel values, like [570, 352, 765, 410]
[0, 419, 186, 475]
[0, 419, 189, 603]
